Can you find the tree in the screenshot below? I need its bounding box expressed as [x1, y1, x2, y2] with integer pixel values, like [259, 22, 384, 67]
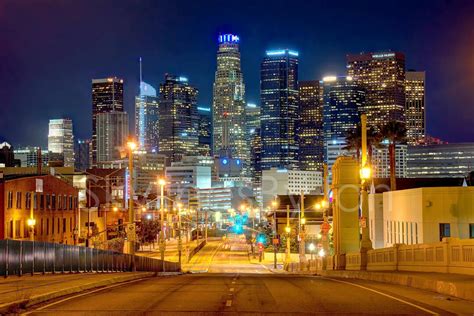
[344, 123, 381, 164]
[136, 219, 161, 245]
[379, 121, 407, 191]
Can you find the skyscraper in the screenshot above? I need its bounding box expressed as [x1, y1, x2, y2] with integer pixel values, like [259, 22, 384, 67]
[159, 74, 199, 162]
[298, 80, 324, 171]
[91, 77, 124, 165]
[96, 111, 129, 162]
[212, 34, 248, 172]
[135, 81, 159, 152]
[197, 106, 212, 156]
[405, 71, 426, 145]
[347, 52, 405, 127]
[322, 76, 365, 176]
[74, 139, 91, 171]
[260, 49, 299, 170]
[246, 103, 261, 184]
[48, 118, 74, 167]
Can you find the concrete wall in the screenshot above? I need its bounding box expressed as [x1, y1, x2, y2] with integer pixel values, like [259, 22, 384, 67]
[382, 187, 474, 246]
[368, 193, 384, 248]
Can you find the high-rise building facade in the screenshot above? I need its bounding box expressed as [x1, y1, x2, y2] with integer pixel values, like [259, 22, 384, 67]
[246, 103, 261, 184]
[48, 118, 74, 167]
[13, 147, 49, 167]
[298, 80, 324, 171]
[197, 106, 212, 156]
[135, 81, 159, 152]
[159, 74, 199, 162]
[322, 76, 365, 178]
[407, 143, 474, 178]
[96, 111, 129, 162]
[74, 139, 91, 171]
[347, 52, 405, 127]
[212, 34, 248, 171]
[260, 49, 299, 171]
[405, 71, 426, 145]
[91, 78, 124, 165]
[372, 144, 408, 178]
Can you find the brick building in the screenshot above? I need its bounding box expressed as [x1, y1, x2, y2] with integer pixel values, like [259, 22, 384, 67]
[0, 174, 79, 244]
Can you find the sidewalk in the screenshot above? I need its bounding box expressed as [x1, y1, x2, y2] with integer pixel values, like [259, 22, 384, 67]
[0, 272, 154, 313]
[319, 270, 474, 302]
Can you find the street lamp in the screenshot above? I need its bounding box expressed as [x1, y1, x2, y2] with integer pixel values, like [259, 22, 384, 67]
[28, 191, 36, 241]
[158, 177, 166, 272]
[285, 205, 291, 267]
[177, 202, 183, 268]
[271, 199, 278, 269]
[126, 140, 137, 270]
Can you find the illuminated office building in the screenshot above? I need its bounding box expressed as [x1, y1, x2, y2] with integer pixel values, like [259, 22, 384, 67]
[96, 111, 129, 162]
[48, 118, 74, 167]
[245, 103, 261, 183]
[260, 49, 299, 171]
[159, 74, 199, 162]
[197, 106, 212, 156]
[405, 71, 426, 145]
[372, 144, 407, 178]
[298, 80, 324, 171]
[135, 81, 159, 152]
[212, 34, 248, 173]
[347, 52, 405, 127]
[322, 76, 365, 178]
[91, 78, 124, 165]
[14, 147, 49, 167]
[74, 139, 91, 171]
[407, 143, 474, 178]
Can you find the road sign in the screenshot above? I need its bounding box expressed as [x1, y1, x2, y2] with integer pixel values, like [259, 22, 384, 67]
[127, 223, 136, 241]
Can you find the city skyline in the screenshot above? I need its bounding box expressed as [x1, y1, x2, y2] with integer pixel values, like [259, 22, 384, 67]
[2, 0, 474, 146]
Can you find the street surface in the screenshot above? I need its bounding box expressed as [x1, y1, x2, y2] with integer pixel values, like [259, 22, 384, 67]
[24, 235, 474, 315]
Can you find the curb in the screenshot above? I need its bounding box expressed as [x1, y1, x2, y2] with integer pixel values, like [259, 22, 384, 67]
[318, 270, 474, 302]
[0, 272, 155, 313]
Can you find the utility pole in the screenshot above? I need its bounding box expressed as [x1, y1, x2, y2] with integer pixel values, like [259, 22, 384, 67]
[127, 140, 137, 271]
[360, 114, 373, 254]
[285, 204, 291, 268]
[299, 191, 306, 263]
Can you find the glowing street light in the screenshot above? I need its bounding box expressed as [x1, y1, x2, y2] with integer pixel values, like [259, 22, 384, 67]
[308, 243, 316, 260]
[360, 166, 371, 181]
[285, 226, 291, 233]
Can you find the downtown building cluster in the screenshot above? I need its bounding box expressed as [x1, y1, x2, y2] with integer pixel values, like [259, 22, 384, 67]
[2, 33, 474, 246]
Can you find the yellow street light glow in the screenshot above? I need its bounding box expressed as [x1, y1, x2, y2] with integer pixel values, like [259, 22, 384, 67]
[158, 178, 166, 186]
[177, 203, 183, 209]
[27, 218, 36, 227]
[285, 226, 291, 233]
[113, 207, 118, 212]
[321, 200, 328, 208]
[142, 207, 146, 212]
[308, 243, 316, 251]
[127, 141, 137, 151]
[318, 248, 326, 257]
[301, 218, 306, 225]
[271, 201, 278, 208]
[360, 166, 371, 180]
[314, 203, 321, 210]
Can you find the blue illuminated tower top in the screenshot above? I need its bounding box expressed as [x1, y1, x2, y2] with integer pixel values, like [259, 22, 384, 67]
[218, 33, 240, 44]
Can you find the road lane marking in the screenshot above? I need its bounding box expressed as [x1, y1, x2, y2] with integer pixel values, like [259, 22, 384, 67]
[231, 281, 235, 284]
[229, 287, 234, 292]
[21, 277, 148, 315]
[325, 277, 439, 315]
[225, 300, 232, 307]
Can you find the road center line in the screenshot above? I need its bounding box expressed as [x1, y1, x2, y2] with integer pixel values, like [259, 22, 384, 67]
[226, 300, 232, 307]
[229, 287, 234, 292]
[324, 277, 439, 315]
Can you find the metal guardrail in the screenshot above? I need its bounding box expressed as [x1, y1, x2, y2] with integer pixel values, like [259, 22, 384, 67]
[0, 239, 180, 277]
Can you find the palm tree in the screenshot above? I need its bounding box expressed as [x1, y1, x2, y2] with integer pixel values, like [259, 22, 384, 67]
[345, 124, 381, 164]
[379, 121, 407, 191]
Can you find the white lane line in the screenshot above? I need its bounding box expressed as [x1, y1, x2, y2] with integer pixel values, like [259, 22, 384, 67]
[225, 300, 233, 307]
[21, 277, 148, 315]
[231, 281, 235, 284]
[229, 287, 234, 292]
[325, 277, 439, 315]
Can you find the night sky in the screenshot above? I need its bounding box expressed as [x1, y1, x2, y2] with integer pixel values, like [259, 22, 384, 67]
[1, 0, 474, 147]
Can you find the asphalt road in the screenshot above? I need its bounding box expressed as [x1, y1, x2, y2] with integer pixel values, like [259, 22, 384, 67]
[24, 273, 474, 315]
[23, 236, 474, 315]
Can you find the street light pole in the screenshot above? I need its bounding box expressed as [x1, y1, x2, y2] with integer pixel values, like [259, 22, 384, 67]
[127, 140, 137, 271]
[285, 204, 291, 267]
[177, 203, 182, 269]
[299, 191, 306, 263]
[158, 178, 166, 272]
[360, 114, 373, 253]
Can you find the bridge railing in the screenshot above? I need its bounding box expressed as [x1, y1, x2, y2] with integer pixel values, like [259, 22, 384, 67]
[0, 239, 180, 277]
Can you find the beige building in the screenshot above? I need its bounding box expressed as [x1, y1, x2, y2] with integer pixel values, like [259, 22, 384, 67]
[370, 187, 474, 248]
